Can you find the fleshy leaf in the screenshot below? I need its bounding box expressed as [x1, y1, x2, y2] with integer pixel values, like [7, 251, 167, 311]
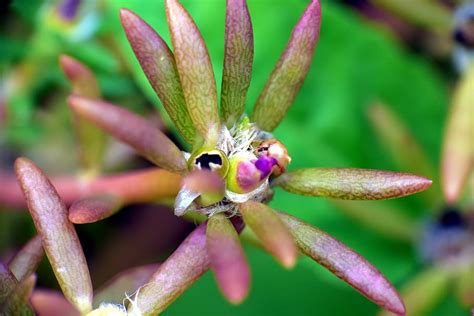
[120, 9, 196, 144]
[69, 194, 123, 224]
[279, 213, 406, 316]
[275, 168, 432, 200]
[8, 235, 44, 282]
[129, 223, 210, 315]
[239, 201, 297, 268]
[441, 65, 474, 203]
[207, 213, 250, 304]
[251, 0, 321, 131]
[165, 0, 220, 143]
[455, 262, 474, 306]
[368, 102, 438, 204]
[68, 95, 187, 173]
[14, 158, 93, 314]
[59, 54, 106, 176]
[378, 266, 450, 316]
[31, 290, 80, 316]
[93, 264, 159, 307]
[331, 200, 416, 242]
[0, 261, 34, 315]
[220, 0, 254, 126]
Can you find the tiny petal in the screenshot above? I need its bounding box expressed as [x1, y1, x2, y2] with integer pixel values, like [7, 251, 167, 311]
[15, 158, 93, 314]
[68, 96, 187, 173]
[60, 54, 106, 175]
[207, 213, 250, 304]
[69, 195, 122, 224]
[251, 0, 321, 131]
[220, 0, 254, 126]
[8, 235, 44, 282]
[239, 201, 297, 268]
[441, 65, 474, 203]
[275, 168, 432, 200]
[93, 264, 160, 306]
[166, 0, 220, 143]
[129, 223, 210, 315]
[120, 9, 196, 144]
[279, 213, 406, 316]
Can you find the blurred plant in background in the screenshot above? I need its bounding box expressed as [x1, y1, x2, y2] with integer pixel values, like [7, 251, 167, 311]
[0, 0, 472, 315]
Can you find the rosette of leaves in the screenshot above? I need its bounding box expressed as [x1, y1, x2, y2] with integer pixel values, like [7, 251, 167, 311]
[334, 65, 474, 316]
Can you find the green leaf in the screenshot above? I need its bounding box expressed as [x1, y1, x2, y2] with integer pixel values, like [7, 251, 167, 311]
[8, 235, 43, 282]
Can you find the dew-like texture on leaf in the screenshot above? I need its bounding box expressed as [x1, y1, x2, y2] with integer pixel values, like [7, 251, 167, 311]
[69, 195, 123, 224]
[275, 168, 432, 200]
[251, 0, 321, 132]
[239, 201, 297, 268]
[220, 0, 253, 127]
[130, 223, 210, 315]
[280, 213, 406, 316]
[8, 235, 43, 282]
[68, 96, 187, 173]
[93, 264, 160, 307]
[31, 289, 80, 316]
[14, 158, 93, 314]
[207, 213, 250, 304]
[165, 0, 220, 143]
[120, 9, 196, 144]
[441, 65, 474, 203]
[0, 262, 34, 315]
[60, 54, 106, 175]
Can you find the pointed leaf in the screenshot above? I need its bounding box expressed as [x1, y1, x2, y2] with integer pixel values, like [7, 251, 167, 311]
[378, 266, 450, 316]
[69, 194, 123, 224]
[207, 213, 250, 304]
[0, 261, 34, 315]
[93, 264, 160, 307]
[275, 168, 432, 200]
[68, 96, 187, 173]
[165, 0, 220, 143]
[239, 201, 297, 268]
[368, 102, 438, 204]
[279, 213, 406, 316]
[129, 223, 210, 315]
[60, 54, 106, 175]
[8, 235, 43, 282]
[14, 158, 93, 314]
[251, 0, 321, 131]
[120, 9, 196, 144]
[220, 0, 254, 126]
[331, 200, 416, 242]
[441, 65, 474, 203]
[31, 290, 80, 316]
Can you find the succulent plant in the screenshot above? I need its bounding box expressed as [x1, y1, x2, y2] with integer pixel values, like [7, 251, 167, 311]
[1, 0, 436, 315]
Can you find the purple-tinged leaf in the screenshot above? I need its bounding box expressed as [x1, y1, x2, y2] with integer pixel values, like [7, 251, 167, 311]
[68, 96, 187, 173]
[368, 102, 438, 205]
[165, 0, 220, 143]
[441, 65, 474, 203]
[8, 235, 43, 282]
[251, 0, 321, 132]
[120, 9, 196, 144]
[331, 200, 416, 242]
[14, 158, 93, 314]
[31, 290, 80, 316]
[207, 213, 250, 304]
[239, 201, 297, 268]
[129, 223, 210, 315]
[455, 262, 474, 306]
[378, 266, 450, 316]
[279, 213, 406, 316]
[69, 195, 122, 224]
[220, 0, 253, 126]
[93, 264, 159, 307]
[275, 168, 432, 200]
[0, 261, 34, 315]
[60, 54, 106, 176]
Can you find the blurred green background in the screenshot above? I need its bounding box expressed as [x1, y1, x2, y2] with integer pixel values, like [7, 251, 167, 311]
[0, 0, 468, 315]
